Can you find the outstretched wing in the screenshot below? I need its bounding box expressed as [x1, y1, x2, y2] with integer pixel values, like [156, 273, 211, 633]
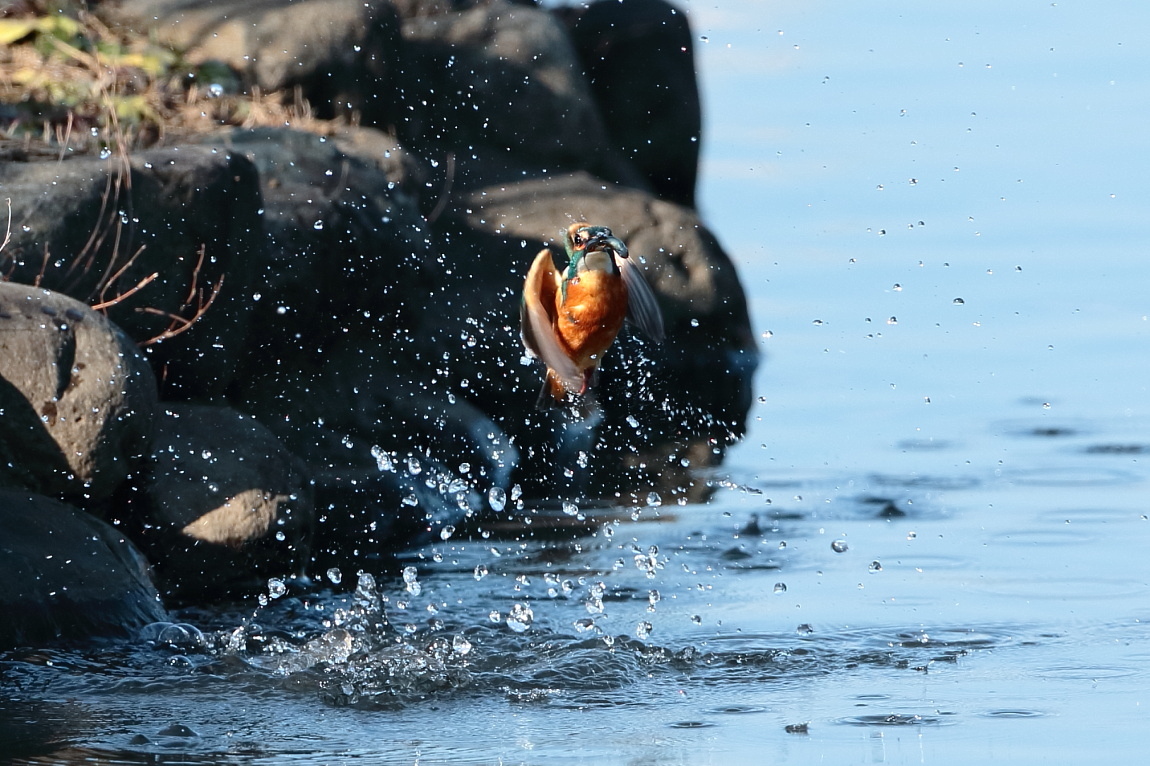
[520, 248, 583, 390]
[620, 257, 665, 343]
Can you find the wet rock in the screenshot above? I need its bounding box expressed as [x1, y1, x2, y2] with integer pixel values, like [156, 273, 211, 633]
[210, 125, 432, 397]
[559, 0, 702, 207]
[0, 282, 156, 501]
[0, 146, 264, 399]
[112, 0, 401, 125]
[116, 404, 314, 600]
[396, 0, 620, 187]
[0, 490, 166, 648]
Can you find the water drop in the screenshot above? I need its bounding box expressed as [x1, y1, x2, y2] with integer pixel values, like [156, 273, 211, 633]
[635, 621, 653, 640]
[506, 603, 534, 633]
[562, 501, 579, 516]
[774, 582, 787, 593]
[452, 635, 472, 655]
[831, 540, 849, 553]
[797, 624, 814, 635]
[646, 492, 662, 507]
[473, 564, 488, 580]
[953, 297, 965, 305]
[267, 577, 287, 599]
[313, 220, 324, 230]
[869, 560, 883, 573]
[207, 82, 224, 97]
[488, 486, 507, 512]
[99, 147, 112, 160]
[402, 566, 421, 596]
[574, 617, 596, 633]
[439, 525, 455, 541]
[371, 445, 394, 472]
[326, 567, 342, 585]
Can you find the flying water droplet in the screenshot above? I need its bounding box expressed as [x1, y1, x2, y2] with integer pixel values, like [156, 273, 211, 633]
[646, 492, 662, 507]
[473, 564, 488, 580]
[326, 567, 342, 585]
[831, 540, 849, 553]
[452, 635, 472, 655]
[506, 603, 534, 633]
[774, 582, 787, 593]
[869, 560, 883, 573]
[440, 525, 455, 541]
[488, 487, 507, 512]
[635, 621, 653, 640]
[267, 577, 287, 599]
[402, 566, 421, 596]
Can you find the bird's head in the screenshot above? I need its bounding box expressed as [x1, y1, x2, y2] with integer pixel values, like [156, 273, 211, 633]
[564, 222, 629, 266]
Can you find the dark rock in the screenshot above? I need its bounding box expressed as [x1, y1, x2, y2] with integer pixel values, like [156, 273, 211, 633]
[115, 403, 314, 600]
[0, 282, 156, 501]
[209, 127, 496, 552]
[396, 0, 619, 187]
[0, 490, 166, 648]
[112, 0, 402, 125]
[0, 146, 265, 399]
[560, 0, 702, 207]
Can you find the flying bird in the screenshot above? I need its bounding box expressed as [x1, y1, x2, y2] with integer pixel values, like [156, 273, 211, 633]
[520, 222, 664, 405]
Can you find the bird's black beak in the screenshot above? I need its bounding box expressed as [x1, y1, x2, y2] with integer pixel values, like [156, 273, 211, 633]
[585, 234, 629, 259]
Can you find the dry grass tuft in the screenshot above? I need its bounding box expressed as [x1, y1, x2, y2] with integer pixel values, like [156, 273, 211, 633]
[0, 1, 342, 159]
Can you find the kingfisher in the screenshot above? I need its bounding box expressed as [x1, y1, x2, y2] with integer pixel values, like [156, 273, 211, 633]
[520, 222, 665, 405]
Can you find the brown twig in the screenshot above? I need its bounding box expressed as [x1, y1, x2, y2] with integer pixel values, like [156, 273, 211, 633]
[90, 270, 158, 311]
[136, 244, 224, 345]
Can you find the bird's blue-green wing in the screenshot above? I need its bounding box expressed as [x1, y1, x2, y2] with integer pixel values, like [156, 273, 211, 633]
[620, 257, 665, 343]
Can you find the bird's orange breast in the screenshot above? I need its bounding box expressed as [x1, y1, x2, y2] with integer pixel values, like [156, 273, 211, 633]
[555, 270, 629, 367]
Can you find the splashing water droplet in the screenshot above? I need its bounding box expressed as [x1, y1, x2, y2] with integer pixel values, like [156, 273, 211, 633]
[402, 566, 421, 596]
[635, 621, 653, 640]
[869, 560, 883, 573]
[313, 220, 324, 230]
[452, 635, 472, 655]
[267, 578, 287, 599]
[562, 501, 579, 516]
[953, 297, 965, 305]
[574, 617, 596, 633]
[774, 582, 787, 593]
[440, 525, 456, 541]
[326, 567, 342, 585]
[797, 624, 814, 635]
[831, 540, 849, 553]
[646, 492, 662, 507]
[488, 487, 507, 512]
[506, 603, 534, 633]
[473, 564, 489, 581]
[371, 445, 394, 472]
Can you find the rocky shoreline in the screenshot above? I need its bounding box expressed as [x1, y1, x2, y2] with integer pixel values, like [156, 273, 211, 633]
[0, 0, 757, 646]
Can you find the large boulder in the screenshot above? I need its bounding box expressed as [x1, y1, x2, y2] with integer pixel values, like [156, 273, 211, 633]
[0, 146, 265, 399]
[559, 0, 702, 207]
[0, 490, 166, 648]
[111, 0, 402, 125]
[396, 0, 630, 189]
[0, 282, 156, 501]
[114, 404, 314, 600]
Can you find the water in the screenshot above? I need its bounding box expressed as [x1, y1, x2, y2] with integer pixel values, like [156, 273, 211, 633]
[4, 1, 1150, 763]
